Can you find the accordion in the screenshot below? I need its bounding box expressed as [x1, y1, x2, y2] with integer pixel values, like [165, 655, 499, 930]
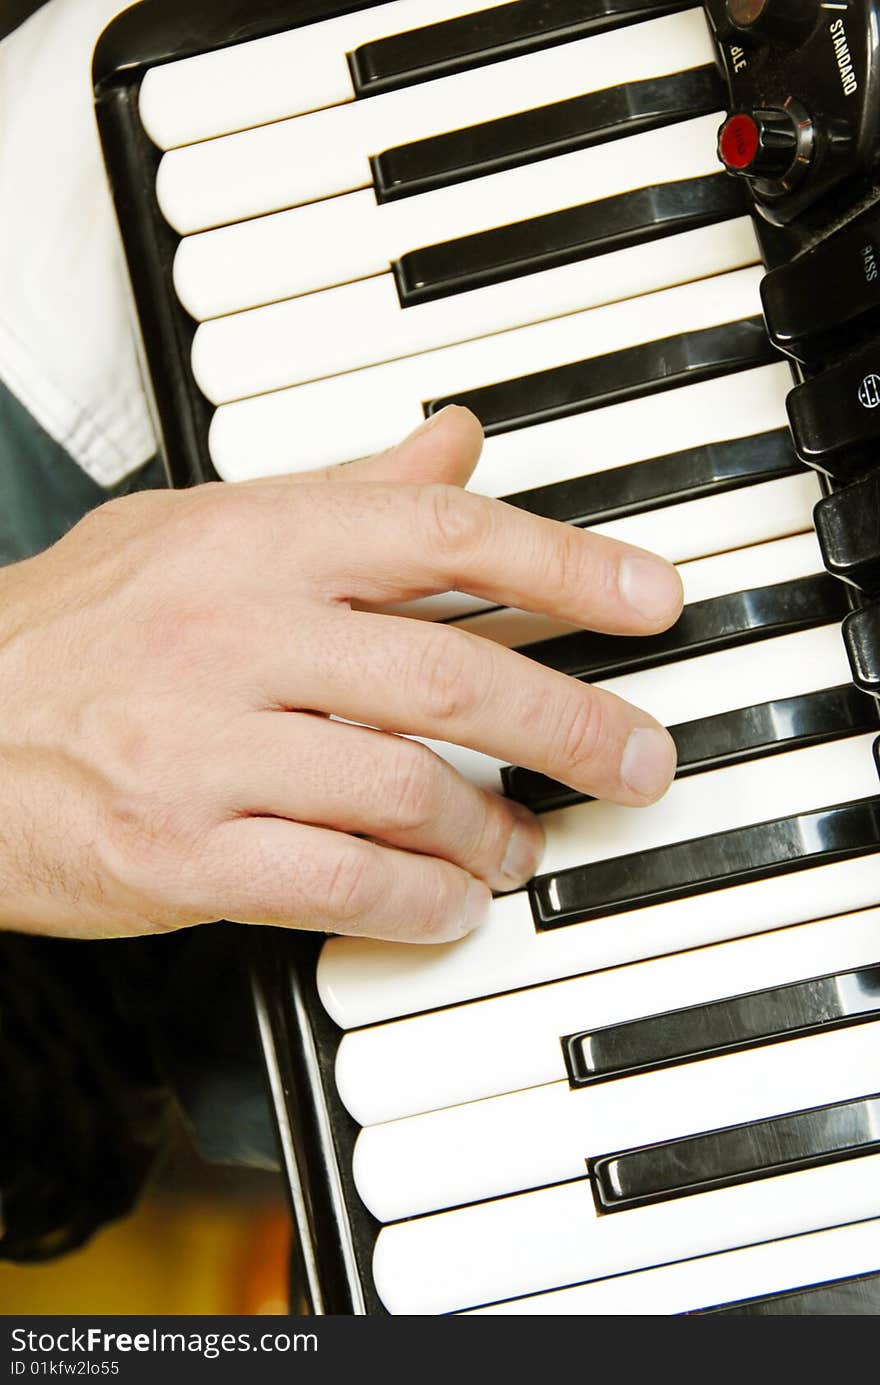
[95, 0, 880, 1314]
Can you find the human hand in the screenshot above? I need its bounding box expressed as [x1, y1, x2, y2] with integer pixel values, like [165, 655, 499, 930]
[0, 407, 682, 943]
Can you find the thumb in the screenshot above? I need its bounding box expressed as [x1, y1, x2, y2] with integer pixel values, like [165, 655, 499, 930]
[266, 405, 485, 488]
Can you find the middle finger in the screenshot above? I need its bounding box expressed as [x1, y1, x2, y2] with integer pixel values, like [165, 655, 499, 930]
[271, 610, 677, 806]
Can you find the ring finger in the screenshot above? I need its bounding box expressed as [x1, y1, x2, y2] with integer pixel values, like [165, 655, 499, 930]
[227, 711, 545, 892]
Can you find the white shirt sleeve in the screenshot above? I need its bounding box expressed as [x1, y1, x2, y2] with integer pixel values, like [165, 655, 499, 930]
[0, 0, 157, 487]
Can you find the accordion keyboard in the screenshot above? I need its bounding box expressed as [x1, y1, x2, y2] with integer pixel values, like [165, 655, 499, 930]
[139, 0, 880, 1313]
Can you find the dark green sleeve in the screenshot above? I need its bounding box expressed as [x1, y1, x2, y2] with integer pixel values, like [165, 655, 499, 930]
[0, 380, 165, 567]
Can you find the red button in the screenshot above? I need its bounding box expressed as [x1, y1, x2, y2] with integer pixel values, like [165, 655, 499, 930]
[718, 113, 760, 171]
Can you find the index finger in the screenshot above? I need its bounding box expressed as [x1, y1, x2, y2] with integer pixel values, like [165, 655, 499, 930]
[310, 480, 684, 637]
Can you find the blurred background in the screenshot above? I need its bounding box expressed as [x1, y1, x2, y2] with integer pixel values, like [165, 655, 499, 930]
[0, 1121, 293, 1315]
[0, 925, 296, 1316]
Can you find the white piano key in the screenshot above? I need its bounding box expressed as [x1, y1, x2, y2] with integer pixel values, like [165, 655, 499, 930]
[317, 854, 880, 1027]
[208, 266, 763, 478]
[471, 360, 794, 499]
[337, 906, 880, 1126]
[354, 1021, 880, 1221]
[192, 217, 759, 404]
[372, 1153, 880, 1313]
[158, 10, 716, 231]
[174, 111, 725, 319]
[138, 0, 513, 150]
[591, 470, 818, 564]
[671, 530, 821, 605]
[465, 1217, 880, 1315]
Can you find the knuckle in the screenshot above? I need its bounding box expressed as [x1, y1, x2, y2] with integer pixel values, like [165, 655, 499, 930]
[414, 868, 462, 941]
[541, 525, 583, 601]
[472, 791, 515, 867]
[545, 529, 612, 607]
[411, 627, 481, 724]
[145, 599, 232, 672]
[320, 844, 381, 923]
[556, 689, 606, 777]
[385, 742, 444, 834]
[175, 483, 244, 551]
[421, 483, 484, 566]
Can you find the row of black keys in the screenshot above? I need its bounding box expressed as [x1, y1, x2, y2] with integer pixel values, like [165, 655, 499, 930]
[345, 4, 880, 474]
[566, 966, 880, 1229]
[375, 63, 739, 309]
[483, 330, 880, 929]
[422, 306, 880, 500]
[496, 569, 880, 929]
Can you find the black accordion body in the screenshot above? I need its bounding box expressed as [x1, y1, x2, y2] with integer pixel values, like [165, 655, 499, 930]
[95, 0, 880, 1315]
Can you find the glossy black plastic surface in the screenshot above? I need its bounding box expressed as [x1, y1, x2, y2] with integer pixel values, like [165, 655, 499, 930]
[725, 0, 816, 47]
[349, 0, 686, 97]
[522, 572, 847, 682]
[815, 472, 880, 594]
[590, 1092, 880, 1211]
[398, 175, 747, 304]
[703, 0, 880, 226]
[530, 796, 880, 928]
[693, 1270, 880, 1314]
[564, 961, 880, 1086]
[761, 214, 880, 364]
[429, 317, 777, 434]
[787, 339, 880, 478]
[505, 684, 877, 812]
[844, 601, 880, 694]
[374, 65, 724, 200]
[504, 427, 799, 525]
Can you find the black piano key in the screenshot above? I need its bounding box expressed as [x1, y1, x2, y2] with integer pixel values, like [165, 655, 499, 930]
[844, 602, 880, 697]
[815, 472, 880, 596]
[529, 796, 880, 930]
[671, 684, 877, 775]
[520, 572, 848, 683]
[349, 0, 688, 99]
[691, 1270, 880, 1315]
[760, 211, 880, 366]
[427, 317, 777, 436]
[504, 685, 878, 813]
[786, 339, 880, 481]
[504, 428, 799, 527]
[590, 1093, 880, 1213]
[563, 961, 880, 1087]
[373, 66, 725, 201]
[397, 174, 747, 306]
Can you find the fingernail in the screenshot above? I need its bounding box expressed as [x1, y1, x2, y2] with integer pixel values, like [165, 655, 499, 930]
[498, 808, 545, 890]
[620, 556, 683, 625]
[621, 727, 677, 801]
